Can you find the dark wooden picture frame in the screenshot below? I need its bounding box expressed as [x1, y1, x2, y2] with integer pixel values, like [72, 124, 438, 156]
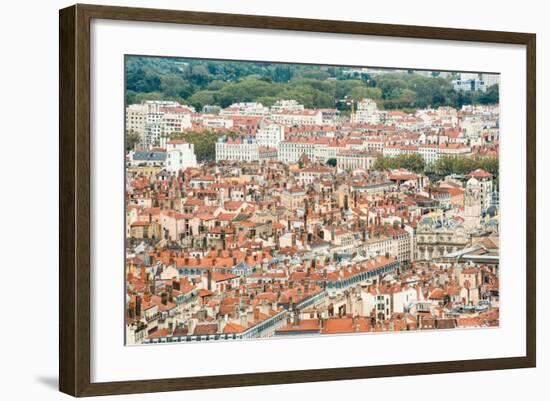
[59, 3, 536, 397]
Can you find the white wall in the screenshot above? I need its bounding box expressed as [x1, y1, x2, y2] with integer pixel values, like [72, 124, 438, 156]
[0, 0, 546, 399]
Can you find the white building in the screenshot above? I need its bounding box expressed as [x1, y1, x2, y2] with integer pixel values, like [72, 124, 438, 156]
[452, 73, 487, 92]
[336, 150, 378, 171]
[278, 137, 332, 164]
[144, 112, 164, 148]
[438, 143, 471, 157]
[466, 169, 494, 212]
[297, 166, 334, 185]
[270, 99, 305, 113]
[361, 235, 394, 259]
[215, 137, 259, 162]
[165, 139, 198, 173]
[220, 102, 269, 117]
[270, 110, 323, 126]
[126, 101, 193, 144]
[256, 121, 285, 148]
[361, 287, 391, 322]
[481, 73, 500, 88]
[392, 286, 419, 314]
[160, 111, 192, 135]
[352, 98, 380, 124]
[200, 116, 234, 129]
[382, 145, 403, 158]
[418, 145, 439, 165]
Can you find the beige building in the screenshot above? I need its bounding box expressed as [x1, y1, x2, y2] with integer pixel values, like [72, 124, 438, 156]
[336, 150, 378, 171]
[416, 215, 469, 261]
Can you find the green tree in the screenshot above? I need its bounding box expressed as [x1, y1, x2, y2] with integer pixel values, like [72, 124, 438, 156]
[477, 84, 499, 104]
[374, 154, 425, 173]
[160, 74, 193, 99]
[188, 90, 217, 110]
[348, 86, 382, 100]
[326, 158, 337, 167]
[124, 56, 499, 111]
[125, 132, 141, 151]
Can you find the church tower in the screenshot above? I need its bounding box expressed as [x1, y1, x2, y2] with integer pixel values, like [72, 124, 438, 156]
[463, 188, 481, 231]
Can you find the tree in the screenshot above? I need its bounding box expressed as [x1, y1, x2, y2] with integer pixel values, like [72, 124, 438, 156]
[435, 155, 499, 177]
[125, 132, 141, 151]
[273, 65, 293, 82]
[160, 74, 193, 99]
[184, 64, 211, 85]
[374, 154, 425, 173]
[124, 56, 499, 111]
[326, 158, 337, 167]
[188, 90, 217, 110]
[348, 86, 382, 101]
[477, 84, 499, 104]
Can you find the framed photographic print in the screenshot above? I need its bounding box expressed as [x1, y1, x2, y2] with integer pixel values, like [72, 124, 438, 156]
[59, 3, 536, 397]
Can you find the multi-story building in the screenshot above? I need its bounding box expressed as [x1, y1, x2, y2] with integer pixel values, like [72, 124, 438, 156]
[336, 149, 378, 171]
[296, 165, 334, 185]
[452, 73, 487, 92]
[200, 116, 234, 129]
[126, 101, 194, 146]
[466, 168, 494, 212]
[144, 112, 164, 148]
[416, 214, 469, 261]
[438, 143, 472, 157]
[165, 139, 198, 173]
[220, 102, 269, 117]
[270, 110, 323, 126]
[418, 144, 439, 165]
[256, 121, 285, 148]
[278, 138, 317, 164]
[352, 98, 380, 124]
[126, 103, 148, 138]
[270, 99, 304, 113]
[159, 111, 192, 135]
[215, 136, 259, 162]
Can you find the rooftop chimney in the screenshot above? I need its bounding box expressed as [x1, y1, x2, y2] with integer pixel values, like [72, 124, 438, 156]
[135, 295, 142, 317]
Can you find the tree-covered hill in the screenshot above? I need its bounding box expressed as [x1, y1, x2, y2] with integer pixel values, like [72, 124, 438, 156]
[125, 56, 498, 111]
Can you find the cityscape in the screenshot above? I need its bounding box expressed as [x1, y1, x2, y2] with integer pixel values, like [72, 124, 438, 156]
[124, 57, 500, 345]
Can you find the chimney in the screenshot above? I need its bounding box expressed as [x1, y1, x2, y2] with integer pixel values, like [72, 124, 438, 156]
[128, 300, 135, 319]
[253, 308, 260, 322]
[167, 284, 173, 302]
[161, 292, 168, 305]
[240, 312, 248, 328]
[207, 269, 212, 291]
[135, 295, 142, 317]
